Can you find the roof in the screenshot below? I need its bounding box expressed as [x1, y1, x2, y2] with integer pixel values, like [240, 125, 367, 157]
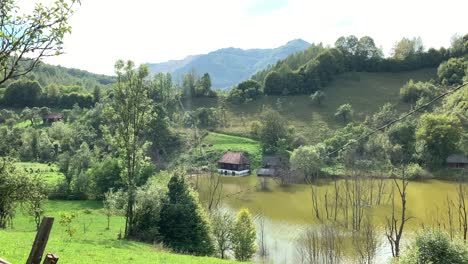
[45, 113, 63, 119]
[218, 152, 250, 165]
[447, 154, 468, 164]
[257, 168, 274, 176]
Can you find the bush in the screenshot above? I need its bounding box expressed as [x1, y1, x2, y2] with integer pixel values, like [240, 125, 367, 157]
[399, 230, 468, 264]
[405, 163, 429, 180]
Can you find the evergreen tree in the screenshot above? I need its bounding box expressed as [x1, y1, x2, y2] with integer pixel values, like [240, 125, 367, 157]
[231, 208, 257, 261]
[159, 172, 214, 255]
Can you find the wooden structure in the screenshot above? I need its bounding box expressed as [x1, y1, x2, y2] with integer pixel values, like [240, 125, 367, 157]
[257, 156, 289, 177]
[447, 154, 468, 170]
[42, 113, 63, 125]
[218, 151, 250, 176]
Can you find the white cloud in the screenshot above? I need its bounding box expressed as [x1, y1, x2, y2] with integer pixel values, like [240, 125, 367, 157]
[18, 0, 468, 75]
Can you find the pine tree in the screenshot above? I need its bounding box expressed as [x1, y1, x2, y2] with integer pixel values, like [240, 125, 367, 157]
[159, 172, 214, 255]
[232, 208, 257, 261]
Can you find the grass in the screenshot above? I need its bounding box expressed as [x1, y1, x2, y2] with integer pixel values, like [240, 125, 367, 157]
[201, 132, 262, 168]
[0, 200, 241, 264]
[189, 68, 436, 144]
[15, 162, 65, 185]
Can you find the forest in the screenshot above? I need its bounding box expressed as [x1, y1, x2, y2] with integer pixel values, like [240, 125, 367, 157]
[0, 0, 468, 263]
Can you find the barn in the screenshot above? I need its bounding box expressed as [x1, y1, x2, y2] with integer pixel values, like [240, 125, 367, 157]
[218, 151, 250, 176]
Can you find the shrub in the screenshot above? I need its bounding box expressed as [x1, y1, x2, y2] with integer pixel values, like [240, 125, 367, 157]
[399, 230, 468, 264]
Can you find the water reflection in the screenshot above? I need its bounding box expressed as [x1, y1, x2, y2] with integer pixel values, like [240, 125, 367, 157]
[196, 174, 465, 263]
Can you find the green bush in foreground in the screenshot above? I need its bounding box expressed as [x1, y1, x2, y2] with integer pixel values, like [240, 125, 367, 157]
[399, 230, 468, 264]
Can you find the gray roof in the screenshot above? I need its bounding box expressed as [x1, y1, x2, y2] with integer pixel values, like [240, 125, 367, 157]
[257, 168, 274, 176]
[447, 154, 468, 164]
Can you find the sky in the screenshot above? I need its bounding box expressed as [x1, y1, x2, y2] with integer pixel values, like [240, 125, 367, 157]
[19, 0, 468, 75]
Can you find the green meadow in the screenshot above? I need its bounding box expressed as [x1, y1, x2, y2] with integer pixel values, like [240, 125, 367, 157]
[0, 200, 240, 264]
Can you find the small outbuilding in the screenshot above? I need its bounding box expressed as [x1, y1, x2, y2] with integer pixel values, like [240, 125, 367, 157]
[218, 151, 250, 176]
[446, 154, 468, 170]
[257, 156, 289, 177]
[43, 113, 63, 125]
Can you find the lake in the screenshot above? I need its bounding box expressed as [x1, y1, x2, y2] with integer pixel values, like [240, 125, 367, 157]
[197, 174, 467, 263]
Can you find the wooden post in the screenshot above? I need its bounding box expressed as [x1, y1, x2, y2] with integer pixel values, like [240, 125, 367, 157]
[26, 217, 54, 264]
[0, 258, 11, 264]
[42, 254, 59, 264]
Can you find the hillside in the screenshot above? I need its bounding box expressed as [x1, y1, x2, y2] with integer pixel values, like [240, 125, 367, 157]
[148, 39, 310, 89]
[189, 68, 437, 144]
[0, 62, 115, 91]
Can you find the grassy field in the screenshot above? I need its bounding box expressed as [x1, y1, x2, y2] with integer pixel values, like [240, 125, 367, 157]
[0, 200, 240, 264]
[201, 132, 262, 168]
[15, 162, 65, 185]
[190, 68, 436, 144]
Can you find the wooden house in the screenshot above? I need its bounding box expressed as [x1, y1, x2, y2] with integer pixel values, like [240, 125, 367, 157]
[43, 113, 63, 125]
[257, 156, 289, 177]
[446, 154, 468, 170]
[218, 151, 250, 176]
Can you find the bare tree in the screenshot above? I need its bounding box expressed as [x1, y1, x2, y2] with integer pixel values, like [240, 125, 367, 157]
[385, 167, 411, 258]
[353, 216, 379, 264]
[206, 169, 223, 211]
[296, 224, 343, 264]
[457, 180, 467, 242]
[296, 227, 320, 264]
[446, 196, 455, 240]
[256, 213, 269, 260]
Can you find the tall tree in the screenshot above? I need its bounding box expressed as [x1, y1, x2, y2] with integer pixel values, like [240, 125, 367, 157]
[231, 208, 257, 261]
[416, 113, 462, 167]
[0, 0, 80, 85]
[105, 60, 153, 238]
[159, 172, 214, 255]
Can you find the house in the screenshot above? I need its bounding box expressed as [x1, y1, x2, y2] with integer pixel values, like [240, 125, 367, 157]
[43, 113, 63, 125]
[257, 156, 289, 177]
[218, 151, 250, 176]
[446, 154, 468, 170]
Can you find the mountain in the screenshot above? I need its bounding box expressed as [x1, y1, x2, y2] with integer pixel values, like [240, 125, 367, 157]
[147, 39, 311, 89]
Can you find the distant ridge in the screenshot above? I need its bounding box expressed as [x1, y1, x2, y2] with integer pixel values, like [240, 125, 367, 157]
[147, 39, 310, 89]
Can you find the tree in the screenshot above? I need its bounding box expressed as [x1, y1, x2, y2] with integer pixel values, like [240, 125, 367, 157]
[437, 57, 467, 85]
[3, 80, 42, 107]
[211, 210, 235, 259]
[399, 80, 437, 103]
[231, 208, 256, 261]
[392, 37, 424, 60]
[263, 71, 283, 95]
[159, 172, 214, 255]
[0, 0, 80, 85]
[105, 60, 153, 238]
[416, 114, 462, 167]
[26, 175, 48, 230]
[88, 157, 123, 198]
[195, 73, 212, 96]
[310, 90, 325, 106]
[258, 108, 290, 153]
[0, 158, 37, 229]
[399, 230, 468, 264]
[182, 71, 197, 98]
[290, 145, 324, 180]
[335, 103, 353, 123]
[386, 167, 411, 258]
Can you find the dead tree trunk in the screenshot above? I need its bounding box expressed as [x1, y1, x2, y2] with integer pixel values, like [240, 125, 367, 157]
[385, 169, 411, 258]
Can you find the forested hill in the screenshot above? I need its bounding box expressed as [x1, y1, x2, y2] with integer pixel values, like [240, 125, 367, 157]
[251, 35, 468, 96]
[0, 62, 116, 91]
[147, 39, 311, 89]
